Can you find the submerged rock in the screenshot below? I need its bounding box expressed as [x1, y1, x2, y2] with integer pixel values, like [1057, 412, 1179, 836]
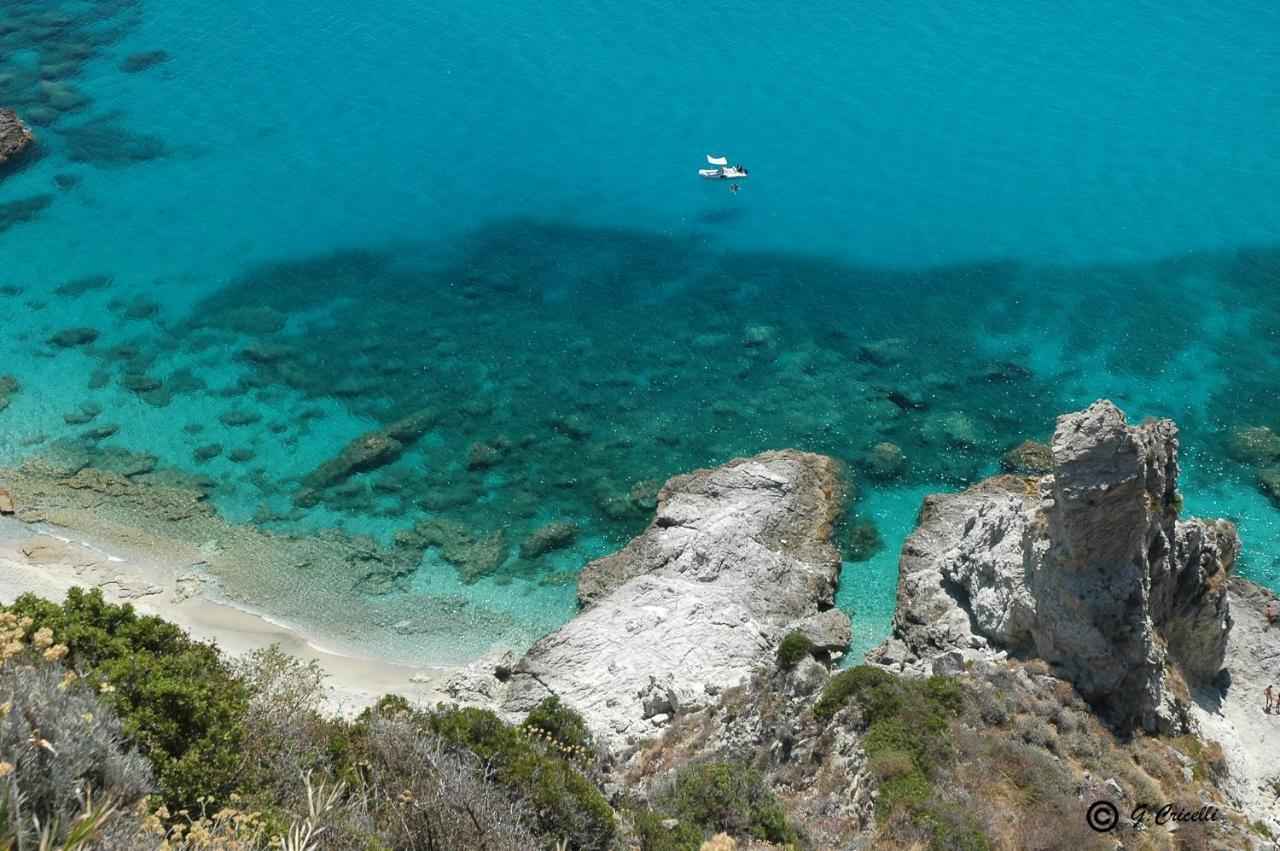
[209, 305, 286, 335]
[862, 441, 904, 479]
[876, 400, 1238, 733]
[396, 517, 507, 582]
[503, 450, 848, 749]
[48, 326, 99, 348]
[53, 274, 112, 298]
[119, 373, 162, 394]
[1228, 425, 1280, 465]
[466, 438, 510, 471]
[81, 423, 119, 441]
[0, 108, 35, 168]
[1256, 466, 1280, 508]
[518, 521, 579, 559]
[193, 444, 223, 462]
[219, 409, 262, 428]
[61, 117, 166, 166]
[0, 375, 19, 413]
[120, 50, 170, 73]
[856, 336, 909, 366]
[999, 438, 1053, 476]
[302, 408, 439, 490]
[0, 195, 54, 234]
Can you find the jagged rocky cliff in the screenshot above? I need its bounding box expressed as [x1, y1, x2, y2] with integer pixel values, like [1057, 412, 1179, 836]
[488, 450, 849, 749]
[874, 400, 1238, 733]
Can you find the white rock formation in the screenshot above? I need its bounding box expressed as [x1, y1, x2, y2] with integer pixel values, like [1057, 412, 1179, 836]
[501, 450, 848, 750]
[877, 400, 1238, 733]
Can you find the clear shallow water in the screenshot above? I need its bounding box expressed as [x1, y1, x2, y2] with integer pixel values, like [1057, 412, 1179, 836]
[2, 0, 1280, 664]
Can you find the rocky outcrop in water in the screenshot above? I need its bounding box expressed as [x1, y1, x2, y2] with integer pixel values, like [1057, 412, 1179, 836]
[875, 400, 1238, 733]
[0, 109, 34, 169]
[500, 450, 848, 749]
[299, 408, 439, 496]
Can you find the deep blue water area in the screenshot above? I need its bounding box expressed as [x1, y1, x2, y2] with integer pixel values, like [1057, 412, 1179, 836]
[2, 0, 1279, 663]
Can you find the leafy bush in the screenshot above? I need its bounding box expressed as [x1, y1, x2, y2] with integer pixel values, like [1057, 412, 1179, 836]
[639, 762, 799, 849]
[424, 706, 616, 850]
[775, 632, 815, 669]
[525, 695, 593, 753]
[4, 589, 249, 810]
[814, 663, 895, 721]
[632, 806, 705, 851]
[0, 661, 153, 847]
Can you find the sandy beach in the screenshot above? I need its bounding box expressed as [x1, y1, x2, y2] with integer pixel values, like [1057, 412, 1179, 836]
[0, 515, 453, 715]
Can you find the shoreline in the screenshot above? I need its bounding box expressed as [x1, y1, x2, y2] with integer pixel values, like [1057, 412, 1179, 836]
[0, 517, 454, 715]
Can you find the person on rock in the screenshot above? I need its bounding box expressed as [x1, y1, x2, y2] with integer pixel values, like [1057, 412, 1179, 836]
[1267, 685, 1274, 713]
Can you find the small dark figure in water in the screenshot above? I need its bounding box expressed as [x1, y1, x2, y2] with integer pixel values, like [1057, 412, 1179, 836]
[730, 183, 740, 194]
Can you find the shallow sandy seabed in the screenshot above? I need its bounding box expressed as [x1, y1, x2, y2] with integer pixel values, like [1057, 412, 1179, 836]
[0, 516, 452, 715]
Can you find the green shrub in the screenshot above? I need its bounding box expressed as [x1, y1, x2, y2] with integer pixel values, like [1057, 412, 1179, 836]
[877, 770, 932, 814]
[525, 695, 592, 752]
[645, 762, 799, 848]
[423, 706, 615, 850]
[4, 588, 249, 811]
[362, 692, 412, 719]
[814, 664, 895, 721]
[632, 807, 705, 851]
[775, 632, 816, 669]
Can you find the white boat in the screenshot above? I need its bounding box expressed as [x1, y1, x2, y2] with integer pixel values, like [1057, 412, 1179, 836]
[699, 154, 748, 180]
[699, 166, 749, 179]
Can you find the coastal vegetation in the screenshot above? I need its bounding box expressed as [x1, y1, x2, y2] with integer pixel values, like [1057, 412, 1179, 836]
[632, 763, 799, 850]
[0, 583, 1262, 850]
[773, 632, 815, 670]
[0, 589, 613, 850]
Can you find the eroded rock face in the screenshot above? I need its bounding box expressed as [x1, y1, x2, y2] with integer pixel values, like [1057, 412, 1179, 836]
[502, 450, 848, 750]
[877, 400, 1237, 733]
[0, 109, 35, 168]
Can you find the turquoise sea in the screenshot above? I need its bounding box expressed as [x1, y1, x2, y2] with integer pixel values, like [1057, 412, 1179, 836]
[3, 0, 1280, 664]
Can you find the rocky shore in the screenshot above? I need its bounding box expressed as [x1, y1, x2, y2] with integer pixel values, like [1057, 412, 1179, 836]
[440, 400, 1280, 847]
[7, 399, 1280, 847]
[500, 450, 848, 749]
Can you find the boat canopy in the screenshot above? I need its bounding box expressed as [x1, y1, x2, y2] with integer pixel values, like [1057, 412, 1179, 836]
[706, 155, 729, 165]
